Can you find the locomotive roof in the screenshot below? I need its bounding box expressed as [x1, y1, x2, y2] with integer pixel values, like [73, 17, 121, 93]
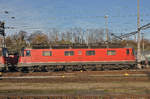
[30, 43, 126, 49]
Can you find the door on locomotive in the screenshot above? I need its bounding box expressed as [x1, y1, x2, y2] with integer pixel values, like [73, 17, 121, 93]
[21, 48, 32, 64]
[0, 48, 8, 70]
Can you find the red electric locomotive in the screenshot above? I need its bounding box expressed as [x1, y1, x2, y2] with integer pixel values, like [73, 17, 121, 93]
[17, 48, 136, 72]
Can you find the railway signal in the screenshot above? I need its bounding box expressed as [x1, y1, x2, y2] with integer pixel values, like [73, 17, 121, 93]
[0, 21, 6, 48]
[0, 21, 5, 36]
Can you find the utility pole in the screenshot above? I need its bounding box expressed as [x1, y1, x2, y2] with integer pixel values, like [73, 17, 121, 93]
[142, 33, 144, 53]
[137, 0, 142, 69]
[134, 35, 137, 42]
[104, 15, 109, 48]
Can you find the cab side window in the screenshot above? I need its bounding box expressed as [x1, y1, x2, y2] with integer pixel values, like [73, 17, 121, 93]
[132, 49, 135, 55]
[126, 49, 130, 55]
[26, 50, 31, 56]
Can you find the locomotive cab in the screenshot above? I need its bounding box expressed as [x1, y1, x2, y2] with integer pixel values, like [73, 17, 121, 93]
[21, 48, 31, 57]
[0, 48, 8, 71]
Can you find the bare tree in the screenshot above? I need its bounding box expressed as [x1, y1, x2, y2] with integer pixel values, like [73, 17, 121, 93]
[28, 31, 49, 47]
[48, 28, 60, 44]
[5, 30, 28, 54]
[86, 28, 104, 44]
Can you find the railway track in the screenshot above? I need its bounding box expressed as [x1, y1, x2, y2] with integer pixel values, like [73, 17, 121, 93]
[0, 69, 150, 83]
[0, 74, 149, 79]
[0, 69, 150, 97]
[2, 69, 150, 77]
[0, 95, 150, 99]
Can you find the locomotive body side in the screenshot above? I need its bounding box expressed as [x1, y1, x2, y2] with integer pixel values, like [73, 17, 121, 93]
[17, 48, 136, 70]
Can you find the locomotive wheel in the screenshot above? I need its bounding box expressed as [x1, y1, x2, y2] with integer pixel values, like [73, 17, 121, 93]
[8, 66, 18, 72]
[55, 65, 64, 71]
[83, 65, 93, 71]
[32, 66, 41, 72]
[45, 66, 56, 72]
[65, 65, 73, 72]
[21, 67, 29, 73]
[40, 66, 48, 72]
[0, 67, 4, 72]
[2, 66, 10, 72]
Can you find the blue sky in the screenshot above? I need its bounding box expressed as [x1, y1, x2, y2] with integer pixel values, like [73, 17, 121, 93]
[0, 0, 150, 39]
